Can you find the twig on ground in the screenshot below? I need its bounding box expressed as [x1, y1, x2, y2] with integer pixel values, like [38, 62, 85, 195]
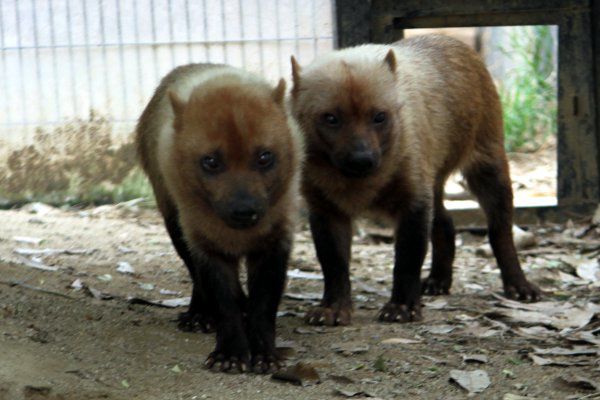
[0, 279, 75, 300]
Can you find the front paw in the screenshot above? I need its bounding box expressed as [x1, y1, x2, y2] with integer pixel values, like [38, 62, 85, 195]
[177, 310, 215, 333]
[421, 275, 451, 295]
[503, 279, 541, 302]
[305, 303, 352, 326]
[252, 351, 284, 374]
[378, 301, 422, 323]
[205, 348, 250, 373]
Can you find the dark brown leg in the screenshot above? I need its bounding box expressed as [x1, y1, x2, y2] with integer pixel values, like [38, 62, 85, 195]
[422, 181, 455, 295]
[197, 253, 250, 373]
[379, 201, 430, 322]
[246, 232, 291, 373]
[305, 210, 353, 326]
[163, 213, 214, 333]
[463, 160, 540, 302]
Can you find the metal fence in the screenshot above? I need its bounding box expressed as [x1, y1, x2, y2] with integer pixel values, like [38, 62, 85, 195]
[0, 0, 335, 144]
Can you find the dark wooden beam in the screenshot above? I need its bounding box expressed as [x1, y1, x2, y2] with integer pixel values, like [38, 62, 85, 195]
[593, 0, 600, 193]
[557, 10, 600, 205]
[335, 0, 371, 48]
[450, 202, 597, 228]
[372, 0, 588, 18]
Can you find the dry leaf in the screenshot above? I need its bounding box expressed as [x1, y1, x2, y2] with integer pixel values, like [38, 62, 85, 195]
[332, 343, 370, 356]
[13, 236, 43, 245]
[558, 375, 599, 391]
[449, 369, 490, 393]
[423, 325, 456, 335]
[116, 261, 134, 274]
[462, 354, 488, 364]
[424, 298, 448, 310]
[529, 354, 592, 367]
[334, 388, 374, 398]
[127, 296, 190, 308]
[380, 337, 422, 345]
[284, 292, 322, 301]
[533, 346, 598, 356]
[287, 269, 322, 280]
[272, 362, 320, 386]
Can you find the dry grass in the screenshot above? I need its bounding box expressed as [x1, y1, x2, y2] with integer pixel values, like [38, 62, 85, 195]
[0, 111, 151, 206]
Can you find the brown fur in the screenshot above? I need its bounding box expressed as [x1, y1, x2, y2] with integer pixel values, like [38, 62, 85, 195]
[291, 34, 539, 325]
[137, 64, 299, 257]
[136, 63, 301, 372]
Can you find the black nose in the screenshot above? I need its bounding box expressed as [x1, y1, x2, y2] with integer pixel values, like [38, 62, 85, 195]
[343, 151, 377, 176]
[230, 206, 259, 223]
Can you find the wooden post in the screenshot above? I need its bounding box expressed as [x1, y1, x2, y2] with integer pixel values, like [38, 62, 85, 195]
[335, 0, 371, 48]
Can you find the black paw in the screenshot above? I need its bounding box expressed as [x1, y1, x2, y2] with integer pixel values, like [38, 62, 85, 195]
[378, 301, 422, 323]
[421, 276, 451, 295]
[205, 350, 250, 373]
[304, 303, 352, 326]
[252, 351, 285, 374]
[177, 310, 215, 333]
[503, 279, 541, 302]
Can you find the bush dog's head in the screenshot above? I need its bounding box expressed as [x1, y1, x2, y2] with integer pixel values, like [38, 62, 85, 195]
[168, 76, 295, 230]
[290, 49, 400, 178]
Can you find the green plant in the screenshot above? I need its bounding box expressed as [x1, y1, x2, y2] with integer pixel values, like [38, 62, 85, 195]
[498, 25, 557, 152]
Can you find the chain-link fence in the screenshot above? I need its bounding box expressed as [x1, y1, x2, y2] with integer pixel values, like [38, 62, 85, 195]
[0, 0, 335, 144]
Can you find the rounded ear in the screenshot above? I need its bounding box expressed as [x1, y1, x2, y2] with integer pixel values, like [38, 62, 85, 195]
[290, 56, 302, 95]
[272, 78, 286, 105]
[384, 49, 397, 74]
[168, 90, 186, 117]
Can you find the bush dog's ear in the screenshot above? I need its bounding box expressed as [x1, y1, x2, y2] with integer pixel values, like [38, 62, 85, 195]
[272, 78, 286, 105]
[168, 91, 186, 130]
[384, 49, 397, 74]
[168, 90, 186, 116]
[291, 56, 302, 95]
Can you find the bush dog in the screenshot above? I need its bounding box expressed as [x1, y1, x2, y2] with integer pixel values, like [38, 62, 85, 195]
[289, 34, 540, 326]
[136, 64, 301, 372]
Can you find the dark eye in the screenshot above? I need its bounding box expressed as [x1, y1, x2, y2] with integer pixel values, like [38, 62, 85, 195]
[201, 155, 221, 173]
[257, 151, 275, 169]
[321, 113, 340, 127]
[373, 112, 386, 124]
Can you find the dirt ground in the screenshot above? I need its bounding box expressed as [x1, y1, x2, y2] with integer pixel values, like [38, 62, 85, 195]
[1, 149, 599, 400]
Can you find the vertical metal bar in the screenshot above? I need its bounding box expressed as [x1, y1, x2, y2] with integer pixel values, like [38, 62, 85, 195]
[14, 0, 28, 122]
[167, 0, 175, 68]
[220, 0, 228, 63]
[116, 0, 128, 120]
[48, 1, 61, 120]
[311, 0, 318, 58]
[293, 0, 300, 57]
[65, 0, 79, 116]
[133, 0, 144, 105]
[31, 0, 43, 122]
[0, 1, 11, 123]
[238, 0, 246, 67]
[81, 0, 93, 113]
[150, 0, 159, 83]
[99, 0, 110, 115]
[184, 0, 192, 62]
[202, 0, 210, 60]
[274, 0, 283, 76]
[255, 0, 265, 74]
